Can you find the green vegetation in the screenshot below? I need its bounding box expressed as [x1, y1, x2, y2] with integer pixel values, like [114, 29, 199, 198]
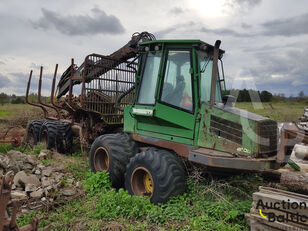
[235, 101, 306, 121]
[16, 167, 265, 230]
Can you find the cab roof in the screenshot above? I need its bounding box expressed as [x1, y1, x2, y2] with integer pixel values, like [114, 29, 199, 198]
[139, 39, 225, 54]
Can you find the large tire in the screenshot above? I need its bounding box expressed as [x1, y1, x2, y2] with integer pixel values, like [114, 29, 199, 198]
[89, 133, 137, 188]
[25, 120, 45, 146]
[39, 120, 58, 150]
[56, 122, 73, 154]
[125, 148, 187, 204]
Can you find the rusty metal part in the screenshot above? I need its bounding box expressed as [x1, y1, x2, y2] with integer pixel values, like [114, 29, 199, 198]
[0, 172, 38, 231]
[0, 135, 21, 147]
[80, 54, 137, 124]
[50, 64, 71, 117]
[93, 147, 110, 171]
[56, 32, 155, 99]
[210, 40, 221, 106]
[25, 70, 48, 118]
[133, 134, 190, 157]
[68, 59, 74, 109]
[188, 149, 280, 171]
[37, 66, 60, 119]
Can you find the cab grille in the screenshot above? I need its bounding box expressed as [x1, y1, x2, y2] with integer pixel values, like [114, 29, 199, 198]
[257, 120, 278, 154]
[210, 115, 242, 144]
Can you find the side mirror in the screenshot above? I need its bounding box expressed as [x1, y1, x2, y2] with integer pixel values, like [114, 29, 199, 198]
[222, 95, 235, 106]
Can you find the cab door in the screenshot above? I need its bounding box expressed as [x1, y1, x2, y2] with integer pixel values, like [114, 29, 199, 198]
[134, 48, 197, 144]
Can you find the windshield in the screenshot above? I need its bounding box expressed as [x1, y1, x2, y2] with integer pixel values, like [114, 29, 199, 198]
[137, 52, 161, 105]
[198, 51, 222, 103]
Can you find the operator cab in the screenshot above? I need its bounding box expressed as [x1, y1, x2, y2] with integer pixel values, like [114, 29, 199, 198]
[124, 40, 225, 145]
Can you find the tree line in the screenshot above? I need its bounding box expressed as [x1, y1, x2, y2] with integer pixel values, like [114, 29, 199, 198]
[0, 93, 51, 105]
[0, 90, 306, 105]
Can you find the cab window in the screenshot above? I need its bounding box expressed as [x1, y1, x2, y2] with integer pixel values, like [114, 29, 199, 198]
[199, 51, 222, 103]
[160, 50, 193, 112]
[137, 52, 161, 105]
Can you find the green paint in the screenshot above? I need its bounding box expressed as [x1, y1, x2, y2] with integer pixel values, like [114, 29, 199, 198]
[123, 40, 277, 158]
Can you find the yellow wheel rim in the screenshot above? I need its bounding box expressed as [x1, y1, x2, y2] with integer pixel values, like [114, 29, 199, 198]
[143, 172, 153, 193]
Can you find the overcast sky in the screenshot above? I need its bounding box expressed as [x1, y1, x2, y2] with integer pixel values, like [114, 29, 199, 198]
[0, 0, 307, 96]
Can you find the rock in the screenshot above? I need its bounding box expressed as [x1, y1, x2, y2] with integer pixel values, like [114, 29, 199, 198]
[0, 155, 19, 173]
[14, 171, 40, 187]
[25, 183, 37, 192]
[41, 177, 53, 188]
[42, 167, 52, 177]
[34, 169, 41, 175]
[11, 191, 27, 200]
[38, 150, 52, 160]
[6, 150, 27, 162]
[26, 155, 37, 165]
[44, 185, 54, 197]
[30, 189, 44, 199]
[23, 163, 33, 170]
[54, 173, 64, 181]
[13, 171, 27, 187]
[62, 189, 76, 196]
[37, 164, 45, 170]
[41, 197, 46, 201]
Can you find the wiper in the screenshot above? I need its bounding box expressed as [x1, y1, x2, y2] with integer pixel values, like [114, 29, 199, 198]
[200, 56, 211, 73]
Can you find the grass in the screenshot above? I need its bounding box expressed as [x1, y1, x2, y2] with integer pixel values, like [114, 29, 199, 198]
[235, 101, 306, 122]
[16, 167, 266, 231]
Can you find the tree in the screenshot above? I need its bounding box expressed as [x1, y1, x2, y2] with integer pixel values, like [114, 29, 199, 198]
[260, 91, 273, 102]
[298, 91, 305, 98]
[0, 93, 9, 105]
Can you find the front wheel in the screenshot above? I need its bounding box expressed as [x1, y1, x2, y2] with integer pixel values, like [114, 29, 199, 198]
[125, 148, 187, 204]
[89, 133, 137, 188]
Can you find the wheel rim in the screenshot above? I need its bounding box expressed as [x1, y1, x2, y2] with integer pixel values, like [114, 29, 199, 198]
[131, 167, 154, 198]
[93, 147, 109, 171]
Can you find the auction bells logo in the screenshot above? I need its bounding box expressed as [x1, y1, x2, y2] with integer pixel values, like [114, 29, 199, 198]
[257, 199, 308, 224]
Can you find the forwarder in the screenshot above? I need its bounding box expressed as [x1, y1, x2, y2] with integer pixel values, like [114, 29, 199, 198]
[25, 32, 308, 203]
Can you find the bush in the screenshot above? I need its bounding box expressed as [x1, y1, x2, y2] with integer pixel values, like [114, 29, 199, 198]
[84, 171, 112, 196]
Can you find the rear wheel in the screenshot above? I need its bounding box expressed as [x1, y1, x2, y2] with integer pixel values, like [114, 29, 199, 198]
[89, 133, 137, 187]
[25, 120, 45, 146]
[125, 148, 187, 204]
[56, 122, 73, 154]
[39, 120, 58, 150]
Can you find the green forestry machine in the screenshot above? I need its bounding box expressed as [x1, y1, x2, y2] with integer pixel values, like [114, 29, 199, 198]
[25, 32, 308, 203]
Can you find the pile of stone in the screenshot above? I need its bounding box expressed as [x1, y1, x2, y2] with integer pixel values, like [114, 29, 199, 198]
[0, 150, 79, 204]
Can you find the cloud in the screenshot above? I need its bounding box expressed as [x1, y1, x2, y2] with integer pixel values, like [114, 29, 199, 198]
[29, 63, 47, 70]
[241, 23, 252, 29]
[0, 61, 5, 65]
[224, 0, 262, 12]
[243, 48, 308, 95]
[0, 73, 11, 87]
[32, 7, 125, 36]
[262, 13, 308, 37]
[0, 72, 53, 95]
[201, 27, 254, 37]
[169, 7, 185, 15]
